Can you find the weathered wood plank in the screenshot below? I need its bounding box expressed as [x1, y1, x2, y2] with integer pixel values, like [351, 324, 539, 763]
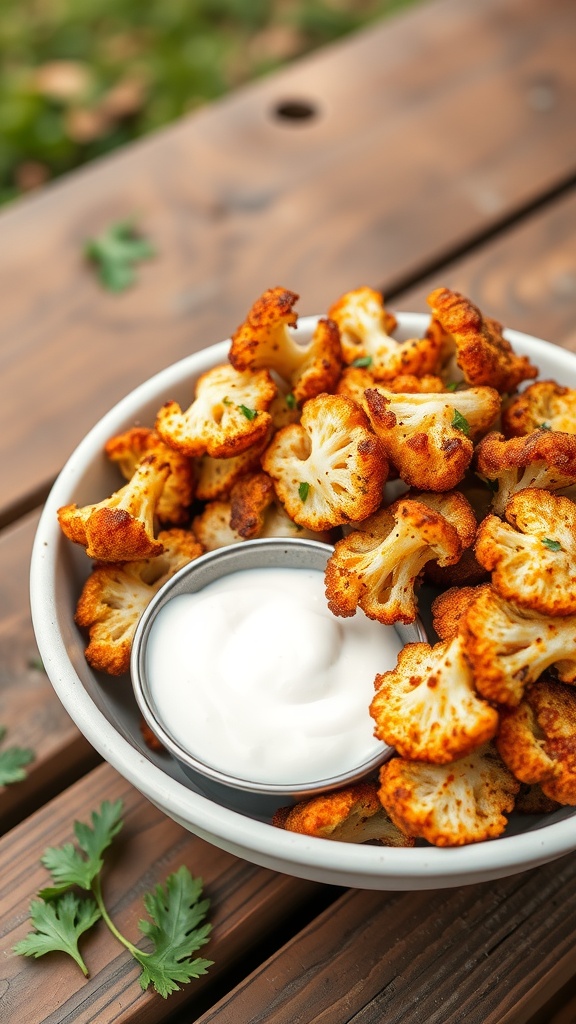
[396, 187, 576, 351]
[0, 511, 98, 832]
[0, 763, 321, 1024]
[1, 0, 575, 522]
[191, 852, 576, 1024]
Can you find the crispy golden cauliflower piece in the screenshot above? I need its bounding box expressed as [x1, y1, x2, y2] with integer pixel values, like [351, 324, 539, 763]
[328, 286, 440, 380]
[462, 586, 576, 707]
[229, 471, 276, 539]
[229, 286, 342, 402]
[364, 385, 500, 491]
[262, 393, 388, 531]
[58, 455, 169, 562]
[475, 489, 576, 616]
[192, 500, 244, 551]
[325, 491, 474, 623]
[194, 434, 270, 501]
[104, 426, 195, 525]
[378, 744, 519, 846]
[426, 287, 537, 393]
[273, 782, 414, 845]
[156, 363, 276, 458]
[475, 430, 576, 515]
[497, 678, 576, 805]
[370, 636, 498, 763]
[502, 380, 576, 437]
[431, 584, 490, 641]
[75, 529, 203, 674]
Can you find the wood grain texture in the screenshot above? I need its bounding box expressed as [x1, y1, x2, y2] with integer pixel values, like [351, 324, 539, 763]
[396, 188, 576, 351]
[0, 511, 98, 832]
[0, 763, 320, 1024]
[192, 851, 576, 1024]
[1, 0, 575, 523]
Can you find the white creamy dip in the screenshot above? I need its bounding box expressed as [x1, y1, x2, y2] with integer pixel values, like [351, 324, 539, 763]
[146, 566, 401, 786]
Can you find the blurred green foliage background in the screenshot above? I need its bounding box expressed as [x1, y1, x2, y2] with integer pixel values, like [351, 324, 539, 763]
[0, 0, 415, 204]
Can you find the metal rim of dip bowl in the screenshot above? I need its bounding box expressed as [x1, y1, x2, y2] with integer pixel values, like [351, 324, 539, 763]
[131, 536, 425, 800]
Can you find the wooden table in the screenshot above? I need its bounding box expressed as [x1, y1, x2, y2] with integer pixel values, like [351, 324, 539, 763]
[2, 0, 576, 1020]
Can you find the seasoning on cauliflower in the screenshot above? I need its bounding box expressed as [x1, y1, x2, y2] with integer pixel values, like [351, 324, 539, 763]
[75, 529, 203, 674]
[272, 781, 414, 845]
[378, 744, 519, 846]
[104, 426, 195, 525]
[475, 429, 576, 515]
[475, 488, 576, 616]
[364, 385, 500, 491]
[497, 678, 576, 805]
[502, 380, 576, 437]
[156, 363, 276, 458]
[426, 287, 537, 393]
[58, 454, 169, 562]
[229, 286, 342, 402]
[261, 393, 388, 531]
[370, 636, 498, 763]
[328, 286, 440, 380]
[462, 585, 576, 707]
[325, 490, 475, 623]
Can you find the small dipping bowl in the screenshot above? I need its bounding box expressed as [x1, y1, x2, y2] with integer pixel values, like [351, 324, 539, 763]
[131, 537, 425, 811]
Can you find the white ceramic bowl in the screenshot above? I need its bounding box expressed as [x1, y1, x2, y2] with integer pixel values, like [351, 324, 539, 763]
[30, 314, 576, 890]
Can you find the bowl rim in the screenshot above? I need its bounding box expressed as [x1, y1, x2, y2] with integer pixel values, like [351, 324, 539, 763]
[30, 312, 576, 888]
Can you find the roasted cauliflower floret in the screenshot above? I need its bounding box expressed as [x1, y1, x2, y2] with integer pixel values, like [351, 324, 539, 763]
[192, 500, 243, 551]
[328, 286, 440, 380]
[229, 287, 342, 402]
[194, 434, 270, 501]
[462, 586, 576, 707]
[475, 430, 576, 515]
[325, 491, 474, 624]
[75, 529, 203, 674]
[431, 584, 490, 641]
[364, 385, 500, 491]
[502, 380, 576, 437]
[272, 782, 414, 845]
[475, 489, 576, 616]
[229, 471, 276, 539]
[262, 393, 388, 531]
[378, 744, 519, 846]
[156, 363, 276, 458]
[370, 637, 498, 763]
[497, 679, 576, 805]
[426, 287, 537, 393]
[104, 426, 195, 525]
[58, 455, 169, 562]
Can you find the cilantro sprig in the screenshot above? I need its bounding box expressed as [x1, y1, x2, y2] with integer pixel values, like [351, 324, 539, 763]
[542, 538, 562, 552]
[0, 725, 34, 786]
[451, 409, 470, 436]
[85, 219, 155, 292]
[351, 355, 372, 369]
[14, 801, 213, 997]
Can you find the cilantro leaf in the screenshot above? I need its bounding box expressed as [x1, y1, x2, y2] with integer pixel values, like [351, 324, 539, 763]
[285, 392, 298, 410]
[133, 867, 213, 997]
[298, 481, 310, 502]
[542, 538, 562, 552]
[13, 893, 101, 977]
[351, 356, 372, 368]
[445, 381, 458, 392]
[0, 725, 34, 786]
[85, 220, 155, 293]
[40, 799, 123, 896]
[451, 409, 470, 436]
[238, 404, 257, 420]
[538, 422, 552, 431]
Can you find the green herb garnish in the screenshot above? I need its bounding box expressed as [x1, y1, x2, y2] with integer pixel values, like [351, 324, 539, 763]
[451, 409, 470, 436]
[542, 538, 562, 552]
[285, 393, 298, 410]
[538, 422, 552, 431]
[15, 801, 213, 996]
[238, 404, 257, 421]
[445, 381, 458, 392]
[222, 396, 232, 406]
[85, 219, 155, 293]
[298, 482, 310, 502]
[351, 356, 373, 368]
[0, 725, 34, 786]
